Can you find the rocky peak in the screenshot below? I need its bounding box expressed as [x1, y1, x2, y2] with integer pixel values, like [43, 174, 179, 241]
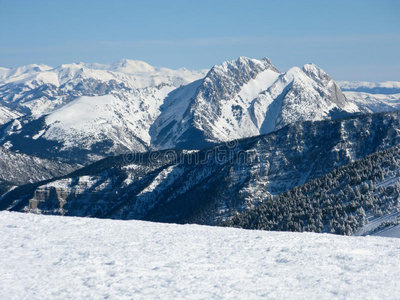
[302, 63, 332, 83]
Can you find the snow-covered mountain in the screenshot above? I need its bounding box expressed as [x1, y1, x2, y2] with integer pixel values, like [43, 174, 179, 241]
[0, 87, 175, 163]
[338, 81, 400, 114]
[1, 211, 399, 299]
[0, 57, 362, 163]
[3, 111, 400, 225]
[0, 59, 207, 120]
[1, 56, 399, 182]
[151, 57, 359, 149]
[0, 60, 208, 163]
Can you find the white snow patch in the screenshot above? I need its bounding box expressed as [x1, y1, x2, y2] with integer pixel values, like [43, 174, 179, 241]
[237, 69, 280, 103]
[32, 129, 46, 140]
[46, 95, 113, 130]
[138, 165, 176, 195]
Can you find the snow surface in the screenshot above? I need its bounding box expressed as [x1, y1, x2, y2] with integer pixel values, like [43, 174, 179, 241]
[1, 212, 400, 300]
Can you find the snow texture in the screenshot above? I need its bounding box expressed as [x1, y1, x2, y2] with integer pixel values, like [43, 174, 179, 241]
[1, 211, 400, 300]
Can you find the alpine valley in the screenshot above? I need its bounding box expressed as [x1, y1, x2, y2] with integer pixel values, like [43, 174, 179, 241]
[1, 56, 400, 237]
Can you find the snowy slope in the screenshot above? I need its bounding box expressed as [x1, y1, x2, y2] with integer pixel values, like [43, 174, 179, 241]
[0, 104, 22, 124]
[1, 212, 399, 300]
[257, 64, 358, 132]
[41, 86, 174, 153]
[0, 59, 207, 122]
[0, 88, 172, 162]
[151, 58, 359, 149]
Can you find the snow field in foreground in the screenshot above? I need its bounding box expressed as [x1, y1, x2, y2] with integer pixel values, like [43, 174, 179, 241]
[1, 212, 400, 300]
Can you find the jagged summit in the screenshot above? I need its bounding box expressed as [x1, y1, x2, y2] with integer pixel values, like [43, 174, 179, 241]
[151, 57, 359, 149]
[210, 56, 278, 77]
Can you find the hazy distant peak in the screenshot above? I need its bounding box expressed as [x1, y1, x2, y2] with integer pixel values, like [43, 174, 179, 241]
[110, 59, 157, 73]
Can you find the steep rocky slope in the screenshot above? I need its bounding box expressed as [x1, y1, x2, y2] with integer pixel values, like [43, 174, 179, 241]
[0, 147, 80, 185]
[2, 111, 400, 225]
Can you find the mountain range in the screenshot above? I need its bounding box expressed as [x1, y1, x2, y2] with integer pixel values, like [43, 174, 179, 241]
[1, 56, 400, 235]
[2, 57, 398, 164]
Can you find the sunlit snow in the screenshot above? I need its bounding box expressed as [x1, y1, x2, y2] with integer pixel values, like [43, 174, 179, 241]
[1, 212, 400, 299]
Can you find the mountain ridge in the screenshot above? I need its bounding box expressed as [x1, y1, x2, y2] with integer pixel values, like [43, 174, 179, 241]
[0, 56, 362, 164]
[3, 110, 400, 226]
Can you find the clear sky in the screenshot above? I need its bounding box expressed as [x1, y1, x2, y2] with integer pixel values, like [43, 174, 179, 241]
[0, 0, 399, 81]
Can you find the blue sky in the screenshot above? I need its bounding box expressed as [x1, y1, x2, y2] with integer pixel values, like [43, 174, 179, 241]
[0, 0, 399, 81]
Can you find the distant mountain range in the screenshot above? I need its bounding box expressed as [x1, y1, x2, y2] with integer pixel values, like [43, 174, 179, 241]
[338, 81, 400, 94]
[2, 57, 396, 166]
[1, 56, 400, 236]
